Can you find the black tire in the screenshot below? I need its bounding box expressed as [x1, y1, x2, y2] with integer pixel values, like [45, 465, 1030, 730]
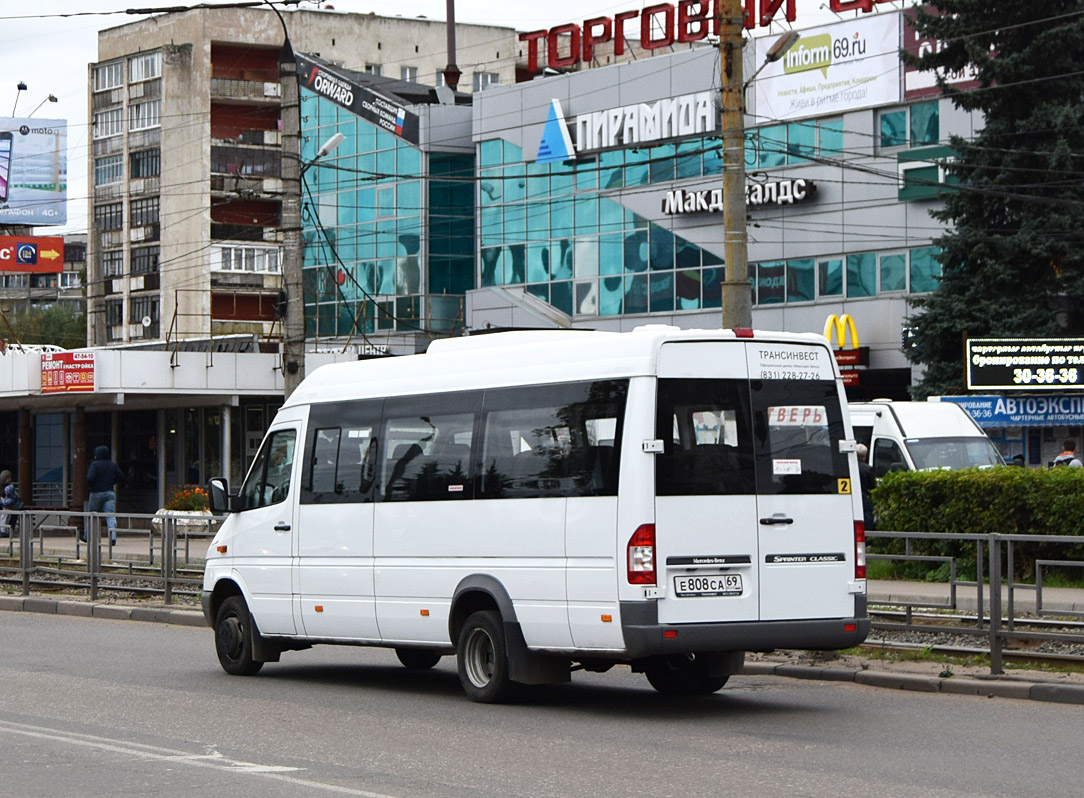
[395, 648, 442, 669]
[214, 595, 264, 676]
[456, 610, 517, 703]
[644, 653, 731, 695]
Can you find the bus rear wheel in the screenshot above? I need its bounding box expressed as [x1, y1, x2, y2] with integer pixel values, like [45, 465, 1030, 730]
[457, 610, 517, 703]
[215, 596, 263, 676]
[396, 648, 442, 669]
[644, 653, 730, 695]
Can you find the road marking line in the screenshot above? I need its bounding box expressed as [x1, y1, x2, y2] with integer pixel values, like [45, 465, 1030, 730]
[0, 720, 402, 797]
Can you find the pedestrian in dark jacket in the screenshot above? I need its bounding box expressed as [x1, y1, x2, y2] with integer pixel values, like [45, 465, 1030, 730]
[86, 446, 126, 543]
[0, 469, 21, 537]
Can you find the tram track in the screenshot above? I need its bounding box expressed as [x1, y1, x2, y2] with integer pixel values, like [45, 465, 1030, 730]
[866, 606, 1084, 668]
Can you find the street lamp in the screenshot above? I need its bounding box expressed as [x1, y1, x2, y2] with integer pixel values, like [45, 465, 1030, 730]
[301, 132, 344, 176]
[11, 81, 27, 116]
[28, 94, 58, 118]
[718, 3, 800, 330]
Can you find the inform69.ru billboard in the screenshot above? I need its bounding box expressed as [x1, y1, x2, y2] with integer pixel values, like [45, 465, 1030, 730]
[0, 117, 67, 226]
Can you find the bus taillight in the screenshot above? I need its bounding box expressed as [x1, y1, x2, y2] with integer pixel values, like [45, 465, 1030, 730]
[854, 521, 867, 579]
[627, 524, 656, 585]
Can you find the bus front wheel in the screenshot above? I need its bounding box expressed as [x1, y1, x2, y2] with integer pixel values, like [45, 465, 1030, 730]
[214, 596, 264, 676]
[457, 610, 516, 703]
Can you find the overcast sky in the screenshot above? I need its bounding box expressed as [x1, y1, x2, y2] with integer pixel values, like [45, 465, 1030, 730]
[1, 0, 903, 234]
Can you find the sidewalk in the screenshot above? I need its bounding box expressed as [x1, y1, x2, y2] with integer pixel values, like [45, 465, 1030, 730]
[868, 579, 1084, 615]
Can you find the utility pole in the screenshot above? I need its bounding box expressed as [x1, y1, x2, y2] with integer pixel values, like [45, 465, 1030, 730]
[443, 0, 462, 91]
[719, 0, 750, 330]
[279, 37, 305, 398]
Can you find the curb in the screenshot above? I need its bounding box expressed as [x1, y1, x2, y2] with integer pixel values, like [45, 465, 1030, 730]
[0, 594, 206, 628]
[741, 661, 1084, 705]
[3, 596, 1082, 706]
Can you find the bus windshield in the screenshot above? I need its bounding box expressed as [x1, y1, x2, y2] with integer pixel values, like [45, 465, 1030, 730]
[904, 436, 1005, 471]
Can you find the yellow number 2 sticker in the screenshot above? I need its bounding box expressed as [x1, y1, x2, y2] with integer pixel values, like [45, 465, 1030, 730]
[838, 478, 852, 495]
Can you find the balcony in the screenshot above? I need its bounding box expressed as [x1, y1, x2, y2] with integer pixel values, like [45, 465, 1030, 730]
[210, 78, 281, 102]
[212, 223, 269, 242]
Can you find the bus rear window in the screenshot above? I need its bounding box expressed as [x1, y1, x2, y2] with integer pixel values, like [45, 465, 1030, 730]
[752, 381, 848, 495]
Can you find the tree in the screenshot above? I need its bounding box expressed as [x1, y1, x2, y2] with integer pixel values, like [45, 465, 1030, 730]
[903, 1, 1084, 397]
[3, 304, 87, 349]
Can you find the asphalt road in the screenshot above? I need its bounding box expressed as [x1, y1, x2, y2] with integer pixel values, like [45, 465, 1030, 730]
[0, 613, 1080, 798]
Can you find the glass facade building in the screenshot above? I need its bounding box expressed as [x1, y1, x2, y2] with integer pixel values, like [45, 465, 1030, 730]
[478, 136, 728, 317]
[301, 87, 474, 338]
[298, 11, 967, 399]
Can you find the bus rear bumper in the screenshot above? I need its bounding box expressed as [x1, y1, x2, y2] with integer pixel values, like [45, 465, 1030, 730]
[619, 599, 870, 659]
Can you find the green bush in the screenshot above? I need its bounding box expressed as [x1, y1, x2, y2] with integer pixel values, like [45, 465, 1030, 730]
[871, 467, 1084, 580]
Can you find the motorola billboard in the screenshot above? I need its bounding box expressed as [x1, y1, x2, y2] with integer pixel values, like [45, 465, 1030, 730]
[0, 118, 67, 226]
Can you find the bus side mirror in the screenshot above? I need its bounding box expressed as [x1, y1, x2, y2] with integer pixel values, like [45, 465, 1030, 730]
[208, 477, 233, 514]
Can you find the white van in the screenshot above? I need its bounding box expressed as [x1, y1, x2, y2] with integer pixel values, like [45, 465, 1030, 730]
[203, 327, 869, 702]
[849, 399, 1004, 478]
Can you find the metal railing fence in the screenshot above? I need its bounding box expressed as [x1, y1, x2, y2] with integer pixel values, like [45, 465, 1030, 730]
[0, 508, 221, 605]
[3, 514, 1083, 674]
[867, 530, 1084, 674]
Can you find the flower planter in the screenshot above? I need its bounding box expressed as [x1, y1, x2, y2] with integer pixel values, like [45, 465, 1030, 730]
[151, 508, 214, 535]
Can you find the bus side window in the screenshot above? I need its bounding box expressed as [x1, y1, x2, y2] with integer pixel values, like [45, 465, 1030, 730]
[380, 391, 482, 502]
[479, 380, 628, 499]
[239, 429, 297, 510]
[872, 438, 905, 478]
[301, 400, 382, 504]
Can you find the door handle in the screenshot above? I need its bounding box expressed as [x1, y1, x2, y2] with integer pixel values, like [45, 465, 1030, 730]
[274, 522, 291, 532]
[759, 516, 794, 526]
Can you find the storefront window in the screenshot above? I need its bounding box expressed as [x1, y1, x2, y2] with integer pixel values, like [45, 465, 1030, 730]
[757, 261, 786, 304]
[575, 196, 598, 235]
[846, 252, 877, 298]
[600, 275, 623, 315]
[879, 253, 907, 292]
[651, 273, 674, 313]
[625, 148, 650, 186]
[759, 125, 787, 167]
[480, 139, 502, 168]
[676, 269, 701, 310]
[787, 121, 816, 163]
[819, 118, 843, 156]
[879, 109, 908, 149]
[526, 242, 549, 283]
[787, 258, 815, 302]
[910, 101, 940, 146]
[649, 142, 676, 183]
[819, 259, 843, 296]
[910, 246, 942, 293]
[551, 281, 573, 315]
[526, 202, 548, 240]
[623, 275, 647, 314]
[676, 140, 702, 179]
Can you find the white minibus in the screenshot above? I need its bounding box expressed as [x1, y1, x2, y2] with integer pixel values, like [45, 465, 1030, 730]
[203, 327, 869, 702]
[849, 400, 1004, 476]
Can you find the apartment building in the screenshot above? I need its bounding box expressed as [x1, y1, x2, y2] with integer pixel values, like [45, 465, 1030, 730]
[85, 6, 523, 347]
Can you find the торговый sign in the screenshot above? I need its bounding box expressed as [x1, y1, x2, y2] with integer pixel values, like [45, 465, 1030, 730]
[518, 1, 900, 72]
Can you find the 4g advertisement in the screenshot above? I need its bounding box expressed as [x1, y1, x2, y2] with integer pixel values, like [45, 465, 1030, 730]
[0, 117, 67, 226]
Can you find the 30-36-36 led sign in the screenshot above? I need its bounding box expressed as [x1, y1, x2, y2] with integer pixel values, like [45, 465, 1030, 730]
[966, 338, 1084, 390]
